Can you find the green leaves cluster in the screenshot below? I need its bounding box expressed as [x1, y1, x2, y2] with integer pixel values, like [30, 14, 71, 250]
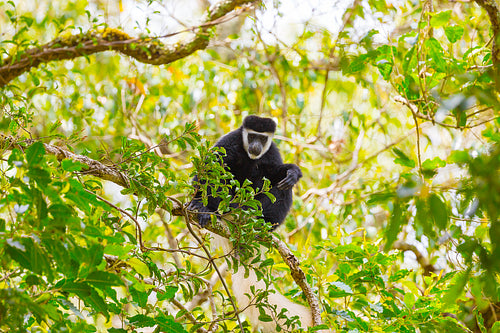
[315, 237, 465, 332]
[0, 141, 196, 332]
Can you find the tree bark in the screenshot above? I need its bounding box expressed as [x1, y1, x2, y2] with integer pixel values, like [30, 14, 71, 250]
[475, 0, 500, 91]
[0, 0, 255, 87]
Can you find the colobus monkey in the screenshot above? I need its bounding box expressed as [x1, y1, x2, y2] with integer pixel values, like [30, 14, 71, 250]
[188, 116, 313, 331]
[188, 115, 302, 229]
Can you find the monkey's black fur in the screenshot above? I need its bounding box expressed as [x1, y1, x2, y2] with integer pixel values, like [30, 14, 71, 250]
[243, 115, 276, 133]
[188, 116, 302, 230]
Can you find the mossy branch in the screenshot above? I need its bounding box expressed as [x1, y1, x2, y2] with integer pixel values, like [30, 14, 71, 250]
[0, 0, 255, 87]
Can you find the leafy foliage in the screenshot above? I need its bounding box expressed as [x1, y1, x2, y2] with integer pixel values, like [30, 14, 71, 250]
[1, 0, 500, 331]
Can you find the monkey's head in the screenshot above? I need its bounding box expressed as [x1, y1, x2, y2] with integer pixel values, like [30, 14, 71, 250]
[242, 115, 276, 160]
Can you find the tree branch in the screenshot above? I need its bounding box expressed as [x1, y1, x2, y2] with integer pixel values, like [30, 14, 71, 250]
[475, 0, 500, 90]
[393, 240, 437, 276]
[271, 235, 323, 328]
[0, 0, 256, 87]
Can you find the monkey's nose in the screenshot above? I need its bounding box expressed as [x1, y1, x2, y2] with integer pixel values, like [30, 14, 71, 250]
[248, 143, 262, 156]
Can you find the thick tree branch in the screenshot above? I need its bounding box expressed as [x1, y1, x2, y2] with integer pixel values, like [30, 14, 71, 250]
[393, 241, 437, 276]
[0, 136, 131, 187]
[0, 0, 256, 87]
[271, 235, 323, 327]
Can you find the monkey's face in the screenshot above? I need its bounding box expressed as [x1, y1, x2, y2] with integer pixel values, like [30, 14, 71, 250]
[242, 128, 274, 159]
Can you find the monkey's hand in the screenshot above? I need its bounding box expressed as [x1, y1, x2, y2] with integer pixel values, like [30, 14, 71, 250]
[277, 166, 302, 190]
[186, 200, 212, 227]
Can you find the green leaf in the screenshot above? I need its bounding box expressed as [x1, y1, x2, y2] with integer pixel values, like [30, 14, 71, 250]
[49, 203, 73, 223]
[26, 142, 45, 167]
[445, 26, 464, 43]
[5, 239, 31, 270]
[328, 281, 353, 297]
[127, 258, 150, 276]
[20, 15, 34, 26]
[87, 243, 104, 268]
[48, 120, 62, 133]
[157, 286, 178, 301]
[33, 188, 48, 221]
[29, 240, 52, 277]
[430, 10, 451, 28]
[9, 120, 19, 135]
[429, 193, 448, 230]
[25, 275, 42, 287]
[6, 237, 51, 277]
[259, 258, 274, 268]
[376, 59, 393, 80]
[60, 279, 91, 296]
[384, 202, 404, 251]
[393, 148, 415, 168]
[30, 72, 40, 86]
[27, 167, 51, 187]
[455, 110, 467, 127]
[344, 54, 370, 74]
[415, 197, 434, 237]
[85, 271, 124, 288]
[155, 313, 188, 332]
[257, 313, 273, 322]
[422, 157, 446, 170]
[130, 287, 149, 307]
[476, 308, 487, 333]
[61, 159, 87, 172]
[491, 321, 500, 333]
[104, 243, 134, 258]
[60, 280, 109, 317]
[129, 314, 156, 328]
[449, 150, 469, 164]
[425, 38, 446, 72]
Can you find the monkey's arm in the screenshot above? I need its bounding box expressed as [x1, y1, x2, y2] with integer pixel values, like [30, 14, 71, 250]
[187, 175, 223, 227]
[260, 144, 302, 190]
[186, 199, 215, 227]
[276, 164, 302, 190]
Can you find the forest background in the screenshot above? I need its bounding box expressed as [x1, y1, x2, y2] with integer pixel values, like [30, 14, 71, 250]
[1, 0, 500, 332]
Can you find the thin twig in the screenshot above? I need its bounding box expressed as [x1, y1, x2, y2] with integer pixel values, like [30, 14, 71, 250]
[255, 29, 289, 135]
[171, 298, 209, 333]
[314, 0, 360, 141]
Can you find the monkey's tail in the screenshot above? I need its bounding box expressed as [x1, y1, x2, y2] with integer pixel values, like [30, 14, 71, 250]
[231, 265, 313, 331]
[213, 235, 313, 331]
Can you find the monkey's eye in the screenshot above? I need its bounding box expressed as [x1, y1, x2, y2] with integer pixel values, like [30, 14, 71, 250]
[248, 133, 268, 145]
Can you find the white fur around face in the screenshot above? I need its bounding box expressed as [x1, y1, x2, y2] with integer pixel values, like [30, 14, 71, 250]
[242, 128, 274, 160]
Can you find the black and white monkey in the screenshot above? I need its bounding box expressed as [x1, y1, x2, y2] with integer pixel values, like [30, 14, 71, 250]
[188, 115, 302, 230]
[188, 116, 313, 331]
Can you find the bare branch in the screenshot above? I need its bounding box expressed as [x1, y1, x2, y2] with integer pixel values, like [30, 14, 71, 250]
[393, 241, 437, 276]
